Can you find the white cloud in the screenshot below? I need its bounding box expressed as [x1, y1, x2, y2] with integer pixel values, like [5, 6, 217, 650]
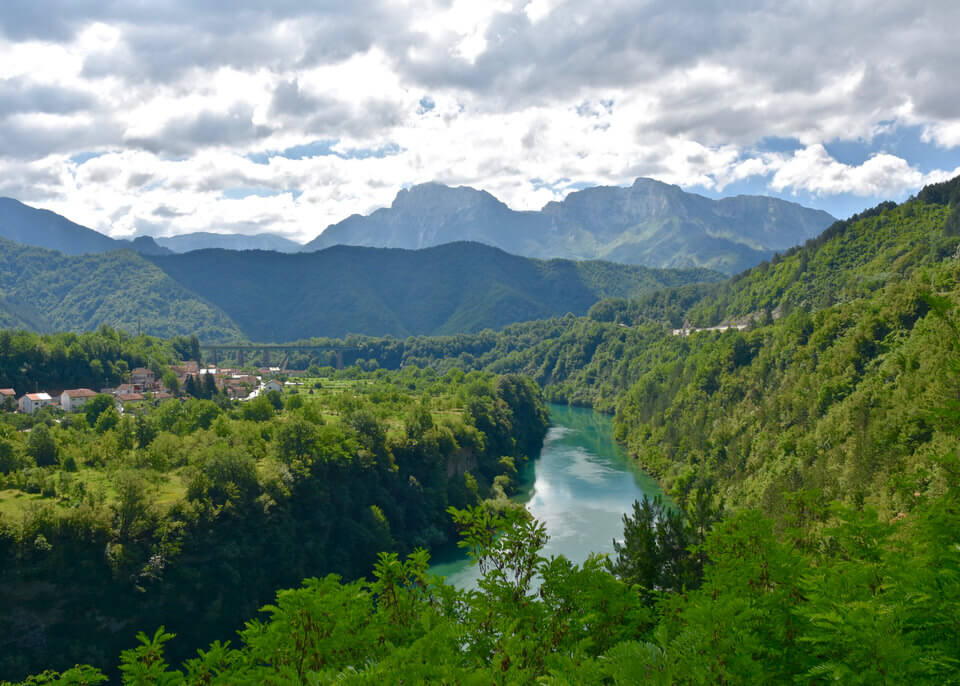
[0, 0, 957, 239]
[770, 145, 960, 198]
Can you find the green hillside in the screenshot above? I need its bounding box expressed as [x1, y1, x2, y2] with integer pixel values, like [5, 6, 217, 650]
[317, 180, 960, 517]
[0, 239, 244, 341]
[146, 241, 722, 341]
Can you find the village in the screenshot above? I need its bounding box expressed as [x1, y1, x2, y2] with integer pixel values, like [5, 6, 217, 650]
[2, 362, 290, 416]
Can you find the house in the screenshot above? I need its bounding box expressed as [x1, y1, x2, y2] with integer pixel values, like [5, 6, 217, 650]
[60, 388, 98, 412]
[114, 384, 139, 396]
[0, 388, 15, 399]
[171, 361, 200, 376]
[18, 392, 53, 414]
[117, 393, 145, 406]
[263, 380, 283, 393]
[130, 367, 156, 388]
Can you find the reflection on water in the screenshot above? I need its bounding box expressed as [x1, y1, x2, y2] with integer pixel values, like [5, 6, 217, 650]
[430, 403, 665, 588]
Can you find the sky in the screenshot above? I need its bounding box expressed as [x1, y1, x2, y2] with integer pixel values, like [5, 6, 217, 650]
[1, 0, 960, 243]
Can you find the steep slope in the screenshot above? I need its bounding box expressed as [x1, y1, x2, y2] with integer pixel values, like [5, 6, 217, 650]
[147, 241, 722, 341]
[303, 179, 835, 274]
[0, 238, 243, 340]
[156, 231, 303, 253]
[345, 177, 960, 517]
[0, 197, 171, 255]
[305, 183, 554, 257]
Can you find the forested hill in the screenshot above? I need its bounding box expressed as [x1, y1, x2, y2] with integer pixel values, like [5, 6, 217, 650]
[0, 237, 719, 342]
[145, 241, 721, 341]
[0, 239, 244, 341]
[304, 178, 835, 274]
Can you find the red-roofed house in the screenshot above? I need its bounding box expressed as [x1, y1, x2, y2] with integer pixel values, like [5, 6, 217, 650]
[0, 389, 15, 399]
[60, 388, 98, 412]
[19, 392, 53, 414]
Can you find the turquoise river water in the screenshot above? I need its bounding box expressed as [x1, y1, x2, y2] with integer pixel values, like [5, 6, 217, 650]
[429, 403, 665, 588]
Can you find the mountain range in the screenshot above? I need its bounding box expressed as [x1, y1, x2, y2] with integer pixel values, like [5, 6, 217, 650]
[0, 178, 834, 274]
[304, 178, 836, 274]
[155, 231, 302, 253]
[0, 237, 720, 341]
[0, 197, 171, 256]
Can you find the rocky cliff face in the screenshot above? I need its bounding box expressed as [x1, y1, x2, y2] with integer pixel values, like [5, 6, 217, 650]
[304, 178, 835, 274]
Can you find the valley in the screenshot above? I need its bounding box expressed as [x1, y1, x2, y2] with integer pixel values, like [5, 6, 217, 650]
[1, 176, 959, 683]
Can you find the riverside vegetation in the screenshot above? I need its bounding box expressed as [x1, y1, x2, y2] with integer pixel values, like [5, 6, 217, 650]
[4, 177, 960, 683]
[0, 364, 548, 680]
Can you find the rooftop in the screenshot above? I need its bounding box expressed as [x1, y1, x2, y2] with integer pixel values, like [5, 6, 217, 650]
[63, 388, 97, 398]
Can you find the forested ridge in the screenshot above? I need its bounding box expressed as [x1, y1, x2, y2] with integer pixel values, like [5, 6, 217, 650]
[0, 239, 243, 341]
[0, 235, 719, 343]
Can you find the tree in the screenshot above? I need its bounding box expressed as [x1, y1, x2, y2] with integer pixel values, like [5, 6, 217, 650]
[183, 374, 198, 398]
[276, 417, 319, 465]
[26, 424, 58, 467]
[135, 413, 157, 449]
[0, 435, 22, 473]
[607, 494, 700, 602]
[161, 369, 179, 396]
[242, 395, 275, 422]
[264, 389, 284, 411]
[85, 393, 115, 427]
[202, 372, 218, 399]
[95, 406, 121, 434]
[112, 470, 153, 541]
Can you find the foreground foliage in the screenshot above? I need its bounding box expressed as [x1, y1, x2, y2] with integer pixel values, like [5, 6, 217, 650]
[9, 466, 959, 684]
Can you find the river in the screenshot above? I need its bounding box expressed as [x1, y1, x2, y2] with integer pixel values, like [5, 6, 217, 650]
[429, 403, 666, 588]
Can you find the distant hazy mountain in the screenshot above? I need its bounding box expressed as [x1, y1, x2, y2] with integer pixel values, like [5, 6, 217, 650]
[156, 231, 302, 253]
[145, 241, 722, 341]
[0, 197, 171, 256]
[303, 179, 835, 274]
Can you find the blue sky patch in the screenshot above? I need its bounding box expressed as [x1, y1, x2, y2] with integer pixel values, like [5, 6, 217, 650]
[754, 137, 804, 154]
[221, 187, 287, 200]
[247, 139, 402, 164]
[824, 124, 960, 173]
[70, 151, 109, 165]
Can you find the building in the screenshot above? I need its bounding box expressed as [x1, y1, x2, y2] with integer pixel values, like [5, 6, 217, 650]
[263, 380, 283, 393]
[130, 367, 156, 388]
[18, 392, 53, 414]
[225, 384, 245, 399]
[171, 361, 200, 376]
[0, 388, 17, 410]
[60, 388, 98, 412]
[117, 392, 145, 407]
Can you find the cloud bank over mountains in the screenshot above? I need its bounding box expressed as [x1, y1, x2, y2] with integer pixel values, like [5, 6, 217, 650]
[1, 0, 959, 241]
